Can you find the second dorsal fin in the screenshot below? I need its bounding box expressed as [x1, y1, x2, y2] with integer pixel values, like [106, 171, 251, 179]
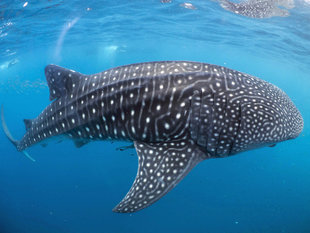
[44, 65, 84, 101]
[23, 119, 33, 130]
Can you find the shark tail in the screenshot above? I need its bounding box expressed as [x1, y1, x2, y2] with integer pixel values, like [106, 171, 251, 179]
[1, 105, 36, 162]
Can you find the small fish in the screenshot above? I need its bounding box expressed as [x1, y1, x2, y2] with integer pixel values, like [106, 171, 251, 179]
[180, 2, 197, 10]
[116, 144, 135, 151]
[161, 0, 172, 3]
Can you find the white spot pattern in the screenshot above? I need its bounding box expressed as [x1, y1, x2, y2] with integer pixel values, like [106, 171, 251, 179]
[16, 62, 303, 214]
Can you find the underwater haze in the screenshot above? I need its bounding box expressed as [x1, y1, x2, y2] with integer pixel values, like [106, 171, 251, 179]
[0, 0, 310, 232]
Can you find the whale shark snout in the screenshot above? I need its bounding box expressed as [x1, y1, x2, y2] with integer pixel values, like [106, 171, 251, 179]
[287, 105, 304, 140]
[266, 85, 304, 142]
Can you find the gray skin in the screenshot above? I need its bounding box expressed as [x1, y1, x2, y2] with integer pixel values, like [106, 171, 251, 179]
[1, 61, 303, 213]
[219, 0, 295, 18]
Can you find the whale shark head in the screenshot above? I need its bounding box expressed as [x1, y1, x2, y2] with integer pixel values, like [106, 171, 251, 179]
[229, 80, 303, 154]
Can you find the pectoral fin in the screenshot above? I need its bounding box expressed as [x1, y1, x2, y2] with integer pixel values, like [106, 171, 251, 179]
[113, 139, 206, 213]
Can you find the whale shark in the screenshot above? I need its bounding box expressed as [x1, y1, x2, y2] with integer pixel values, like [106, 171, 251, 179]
[1, 61, 303, 213]
[219, 0, 295, 18]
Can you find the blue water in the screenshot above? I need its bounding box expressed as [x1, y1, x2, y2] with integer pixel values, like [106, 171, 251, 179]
[0, 0, 310, 232]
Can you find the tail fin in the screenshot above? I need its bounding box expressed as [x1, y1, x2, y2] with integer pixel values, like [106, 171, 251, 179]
[1, 105, 36, 162]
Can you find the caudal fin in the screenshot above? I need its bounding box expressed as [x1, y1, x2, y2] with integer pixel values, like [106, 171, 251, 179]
[1, 105, 36, 162]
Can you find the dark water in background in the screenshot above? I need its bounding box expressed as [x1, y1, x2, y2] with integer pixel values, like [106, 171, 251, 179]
[0, 0, 310, 232]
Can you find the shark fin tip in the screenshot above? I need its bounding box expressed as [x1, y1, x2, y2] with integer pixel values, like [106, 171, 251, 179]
[22, 151, 36, 162]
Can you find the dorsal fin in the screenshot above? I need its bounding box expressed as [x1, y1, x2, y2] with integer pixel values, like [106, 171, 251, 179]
[23, 119, 33, 130]
[44, 65, 84, 101]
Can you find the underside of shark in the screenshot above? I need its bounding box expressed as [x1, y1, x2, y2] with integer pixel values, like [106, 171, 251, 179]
[1, 61, 303, 213]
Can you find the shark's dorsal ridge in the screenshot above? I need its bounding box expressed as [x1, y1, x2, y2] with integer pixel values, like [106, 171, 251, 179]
[45, 65, 84, 101]
[113, 139, 206, 213]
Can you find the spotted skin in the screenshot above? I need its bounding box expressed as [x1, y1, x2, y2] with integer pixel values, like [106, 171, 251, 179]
[113, 140, 205, 213]
[219, 0, 293, 18]
[1, 61, 303, 213]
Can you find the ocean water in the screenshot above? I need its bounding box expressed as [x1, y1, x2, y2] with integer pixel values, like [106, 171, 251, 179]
[0, 0, 310, 232]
